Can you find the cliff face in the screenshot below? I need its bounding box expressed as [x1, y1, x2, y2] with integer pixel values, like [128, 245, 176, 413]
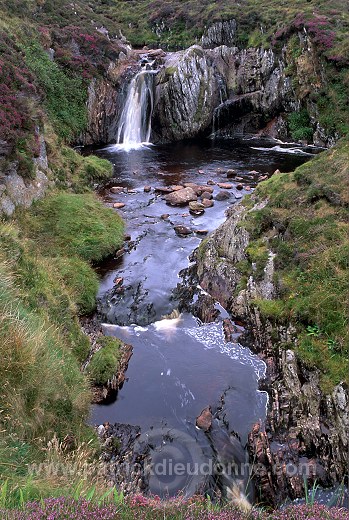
[193, 201, 348, 505]
[152, 33, 334, 145]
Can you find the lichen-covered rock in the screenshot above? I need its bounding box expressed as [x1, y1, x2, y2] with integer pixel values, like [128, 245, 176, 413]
[201, 20, 237, 49]
[152, 46, 220, 142]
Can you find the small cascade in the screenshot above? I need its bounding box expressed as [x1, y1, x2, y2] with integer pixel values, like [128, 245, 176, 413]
[117, 59, 157, 149]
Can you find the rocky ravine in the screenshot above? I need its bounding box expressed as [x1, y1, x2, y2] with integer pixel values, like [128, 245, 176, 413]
[181, 200, 348, 506]
[152, 22, 334, 146]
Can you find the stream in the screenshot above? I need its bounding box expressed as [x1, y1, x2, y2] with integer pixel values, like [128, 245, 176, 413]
[84, 138, 317, 498]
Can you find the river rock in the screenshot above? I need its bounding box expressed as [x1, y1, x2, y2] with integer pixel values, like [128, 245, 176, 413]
[174, 225, 192, 236]
[165, 187, 197, 205]
[258, 175, 268, 181]
[217, 183, 232, 189]
[215, 190, 231, 201]
[201, 191, 213, 200]
[170, 185, 185, 191]
[202, 199, 214, 208]
[196, 229, 208, 235]
[113, 202, 125, 209]
[161, 213, 170, 220]
[110, 186, 124, 193]
[189, 201, 205, 215]
[207, 180, 216, 185]
[144, 186, 151, 192]
[226, 169, 237, 178]
[245, 186, 251, 191]
[196, 406, 213, 431]
[155, 186, 174, 194]
[236, 183, 243, 190]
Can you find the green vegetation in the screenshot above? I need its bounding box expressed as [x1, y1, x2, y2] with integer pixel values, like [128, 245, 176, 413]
[240, 138, 349, 390]
[0, 190, 124, 503]
[19, 192, 124, 262]
[87, 337, 123, 385]
[24, 41, 88, 141]
[287, 109, 314, 142]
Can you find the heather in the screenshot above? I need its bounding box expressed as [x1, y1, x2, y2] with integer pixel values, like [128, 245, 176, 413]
[0, 496, 348, 519]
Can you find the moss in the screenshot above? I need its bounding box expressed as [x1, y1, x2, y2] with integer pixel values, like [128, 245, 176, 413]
[253, 299, 287, 321]
[245, 239, 269, 279]
[86, 336, 123, 385]
[19, 192, 124, 263]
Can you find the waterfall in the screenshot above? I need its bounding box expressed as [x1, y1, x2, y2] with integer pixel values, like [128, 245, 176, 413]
[116, 61, 157, 150]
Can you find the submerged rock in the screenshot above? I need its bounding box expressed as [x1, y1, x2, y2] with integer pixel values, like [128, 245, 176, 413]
[196, 406, 213, 431]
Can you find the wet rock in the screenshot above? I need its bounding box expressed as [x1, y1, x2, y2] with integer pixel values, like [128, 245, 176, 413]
[201, 191, 213, 200]
[202, 199, 214, 208]
[189, 201, 205, 215]
[236, 183, 243, 190]
[245, 186, 251, 191]
[217, 182, 233, 189]
[196, 229, 208, 236]
[215, 190, 231, 201]
[174, 225, 192, 236]
[223, 318, 238, 343]
[114, 247, 125, 260]
[196, 406, 213, 431]
[226, 169, 237, 178]
[258, 175, 268, 181]
[165, 187, 197, 206]
[207, 180, 216, 185]
[170, 185, 185, 191]
[124, 234, 132, 241]
[193, 293, 220, 323]
[110, 186, 124, 193]
[161, 213, 170, 220]
[249, 170, 259, 175]
[113, 277, 123, 287]
[198, 169, 205, 174]
[113, 202, 125, 209]
[144, 186, 151, 192]
[274, 169, 281, 175]
[155, 186, 173, 194]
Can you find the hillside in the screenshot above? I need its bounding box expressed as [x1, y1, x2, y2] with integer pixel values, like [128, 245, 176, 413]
[0, 0, 348, 515]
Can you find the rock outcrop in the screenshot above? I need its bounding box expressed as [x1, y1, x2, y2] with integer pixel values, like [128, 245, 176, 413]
[152, 46, 221, 142]
[0, 134, 51, 217]
[190, 201, 348, 506]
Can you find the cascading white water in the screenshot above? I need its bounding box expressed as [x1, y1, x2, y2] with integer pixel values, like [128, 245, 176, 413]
[116, 61, 157, 149]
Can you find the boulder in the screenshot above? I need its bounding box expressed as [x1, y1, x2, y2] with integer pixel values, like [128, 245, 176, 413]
[215, 190, 231, 201]
[202, 199, 214, 208]
[189, 201, 205, 215]
[165, 187, 197, 206]
[201, 191, 213, 200]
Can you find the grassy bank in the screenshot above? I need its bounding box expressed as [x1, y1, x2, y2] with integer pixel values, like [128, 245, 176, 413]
[240, 137, 349, 391]
[0, 179, 124, 502]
